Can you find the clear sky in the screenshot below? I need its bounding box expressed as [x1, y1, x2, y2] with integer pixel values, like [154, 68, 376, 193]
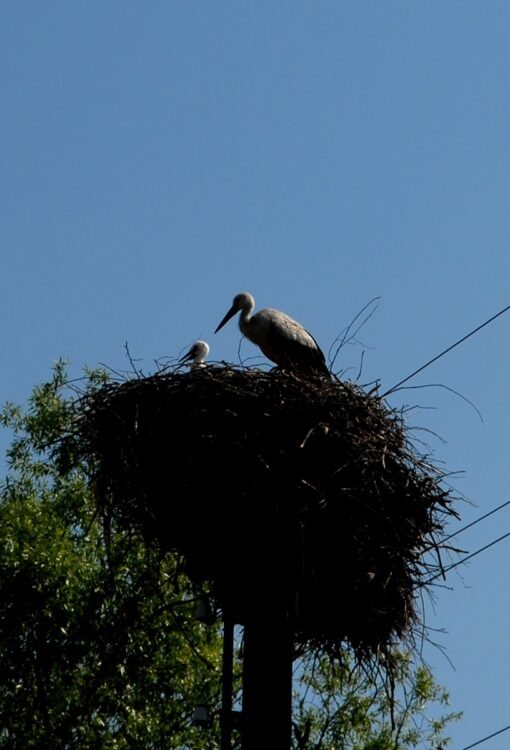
[2, 3, 510, 748]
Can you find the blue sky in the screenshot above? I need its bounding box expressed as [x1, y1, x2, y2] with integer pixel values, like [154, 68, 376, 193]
[2, 3, 510, 748]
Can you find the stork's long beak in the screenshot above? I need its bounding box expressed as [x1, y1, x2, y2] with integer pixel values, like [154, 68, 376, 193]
[179, 348, 194, 363]
[214, 305, 237, 334]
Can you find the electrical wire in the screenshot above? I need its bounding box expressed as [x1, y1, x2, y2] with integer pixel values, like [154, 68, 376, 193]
[439, 499, 510, 548]
[459, 721, 510, 750]
[424, 529, 510, 586]
[425, 514, 510, 749]
[381, 303, 510, 398]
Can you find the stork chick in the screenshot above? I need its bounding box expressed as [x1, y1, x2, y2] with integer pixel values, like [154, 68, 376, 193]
[180, 340, 210, 367]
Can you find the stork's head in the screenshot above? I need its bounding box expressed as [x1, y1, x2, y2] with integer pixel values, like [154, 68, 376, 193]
[214, 292, 255, 333]
[180, 340, 210, 365]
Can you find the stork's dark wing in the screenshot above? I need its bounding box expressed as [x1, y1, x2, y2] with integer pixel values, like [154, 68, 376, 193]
[260, 313, 330, 376]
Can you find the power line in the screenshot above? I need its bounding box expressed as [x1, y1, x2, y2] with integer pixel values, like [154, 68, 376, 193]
[425, 520, 510, 750]
[420, 500, 510, 577]
[424, 529, 510, 586]
[440, 499, 510, 547]
[445, 529, 510, 570]
[381, 303, 510, 398]
[460, 721, 510, 750]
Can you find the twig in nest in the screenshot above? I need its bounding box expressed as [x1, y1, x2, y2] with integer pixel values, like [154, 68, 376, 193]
[329, 296, 380, 371]
[124, 341, 144, 378]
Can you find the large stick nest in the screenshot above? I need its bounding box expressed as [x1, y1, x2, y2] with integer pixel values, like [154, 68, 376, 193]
[71, 365, 457, 658]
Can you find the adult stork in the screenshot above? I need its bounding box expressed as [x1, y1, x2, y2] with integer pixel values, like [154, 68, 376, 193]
[179, 340, 210, 367]
[214, 292, 329, 376]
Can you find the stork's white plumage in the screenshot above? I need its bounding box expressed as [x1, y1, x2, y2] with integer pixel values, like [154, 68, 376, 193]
[214, 292, 329, 376]
[180, 340, 210, 367]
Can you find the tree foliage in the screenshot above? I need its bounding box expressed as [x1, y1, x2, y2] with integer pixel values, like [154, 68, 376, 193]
[293, 651, 459, 750]
[0, 363, 460, 749]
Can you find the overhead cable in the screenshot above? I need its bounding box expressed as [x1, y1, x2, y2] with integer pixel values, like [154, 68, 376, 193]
[460, 721, 510, 750]
[440, 499, 510, 547]
[382, 303, 510, 398]
[424, 529, 510, 586]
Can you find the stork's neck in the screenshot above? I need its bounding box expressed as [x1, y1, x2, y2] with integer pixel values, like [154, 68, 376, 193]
[239, 295, 255, 336]
[238, 308, 250, 336]
[238, 296, 255, 336]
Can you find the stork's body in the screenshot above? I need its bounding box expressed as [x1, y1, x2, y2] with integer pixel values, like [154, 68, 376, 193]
[214, 292, 329, 376]
[180, 340, 210, 367]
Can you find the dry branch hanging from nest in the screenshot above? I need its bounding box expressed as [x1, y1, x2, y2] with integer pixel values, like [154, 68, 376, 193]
[70, 365, 457, 659]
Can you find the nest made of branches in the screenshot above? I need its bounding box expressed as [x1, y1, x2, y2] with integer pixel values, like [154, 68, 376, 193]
[69, 364, 457, 659]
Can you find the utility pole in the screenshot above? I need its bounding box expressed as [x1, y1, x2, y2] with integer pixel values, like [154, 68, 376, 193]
[241, 595, 292, 750]
[221, 615, 235, 750]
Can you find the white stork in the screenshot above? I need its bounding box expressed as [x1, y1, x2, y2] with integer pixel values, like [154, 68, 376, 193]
[180, 340, 210, 367]
[214, 292, 329, 376]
